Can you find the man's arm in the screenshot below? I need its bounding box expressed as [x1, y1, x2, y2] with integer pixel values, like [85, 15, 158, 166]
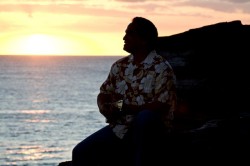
[97, 93, 111, 117]
[97, 93, 120, 123]
[122, 101, 170, 114]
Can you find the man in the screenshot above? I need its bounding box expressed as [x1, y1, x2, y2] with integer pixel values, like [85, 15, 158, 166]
[71, 17, 177, 166]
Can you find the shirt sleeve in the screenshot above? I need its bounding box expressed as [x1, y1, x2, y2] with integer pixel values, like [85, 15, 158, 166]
[153, 61, 176, 100]
[154, 62, 177, 121]
[99, 63, 117, 95]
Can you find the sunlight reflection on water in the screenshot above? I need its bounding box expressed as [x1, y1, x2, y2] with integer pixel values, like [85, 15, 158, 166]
[0, 56, 121, 165]
[19, 110, 51, 114]
[5, 144, 64, 165]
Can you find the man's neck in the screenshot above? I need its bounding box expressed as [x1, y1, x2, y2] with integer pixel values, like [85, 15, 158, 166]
[133, 49, 152, 65]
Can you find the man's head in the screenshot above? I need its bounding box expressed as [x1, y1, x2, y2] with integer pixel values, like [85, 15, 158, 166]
[123, 17, 158, 54]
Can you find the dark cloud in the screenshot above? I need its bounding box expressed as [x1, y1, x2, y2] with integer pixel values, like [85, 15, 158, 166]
[223, 0, 250, 3]
[176, 0, 250, 14]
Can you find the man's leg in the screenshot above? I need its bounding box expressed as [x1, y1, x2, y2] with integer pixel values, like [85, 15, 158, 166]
[72, 125, 122, 166]
[129, 110, 167, 166]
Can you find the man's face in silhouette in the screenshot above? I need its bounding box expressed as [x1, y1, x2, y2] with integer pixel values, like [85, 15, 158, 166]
[123, 23, 146, 54]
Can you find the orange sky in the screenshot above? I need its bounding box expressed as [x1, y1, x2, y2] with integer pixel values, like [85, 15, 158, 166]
[0, 0, 249, 56]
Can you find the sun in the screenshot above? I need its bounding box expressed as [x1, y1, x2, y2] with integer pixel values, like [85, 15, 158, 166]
[21, 34, 59, 55]
[0, 32, 99, 56]
[14, 34, 70, 55]
[0, 31, 126, 56]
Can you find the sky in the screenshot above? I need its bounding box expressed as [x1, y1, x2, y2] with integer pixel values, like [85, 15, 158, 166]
[0, 0, 249, 56]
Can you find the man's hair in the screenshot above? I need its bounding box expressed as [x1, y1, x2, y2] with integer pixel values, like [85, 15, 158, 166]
[131, 17, 158, 49]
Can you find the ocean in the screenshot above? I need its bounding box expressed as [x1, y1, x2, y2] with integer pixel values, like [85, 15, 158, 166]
[0, 55, 123, 166]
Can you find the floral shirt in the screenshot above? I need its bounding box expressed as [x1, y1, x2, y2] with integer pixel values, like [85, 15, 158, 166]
[99, 50, 176, 139]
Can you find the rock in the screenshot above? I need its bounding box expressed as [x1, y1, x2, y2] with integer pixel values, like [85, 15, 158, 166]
[155, 20, 250, 154]
[58, 160, 72, 166]
[156, 20, 250, 123]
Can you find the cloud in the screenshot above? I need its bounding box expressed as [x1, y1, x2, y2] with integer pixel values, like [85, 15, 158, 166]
[1, 0, 250, 16]
[175, 0, 250, 14]
[0, 0, 249, 34]
[223, 0, 250, 3]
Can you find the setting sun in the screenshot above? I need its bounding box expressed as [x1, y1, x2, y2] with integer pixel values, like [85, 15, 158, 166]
[1, 33, 88, 56]
[0, 31, 125, 56]
[16, 34, 65, 55]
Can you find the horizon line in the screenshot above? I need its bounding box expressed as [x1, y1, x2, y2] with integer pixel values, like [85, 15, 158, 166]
[0, 54, 125, 57]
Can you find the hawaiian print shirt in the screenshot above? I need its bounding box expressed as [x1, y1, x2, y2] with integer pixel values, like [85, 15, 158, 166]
[100, 50, 177, 139]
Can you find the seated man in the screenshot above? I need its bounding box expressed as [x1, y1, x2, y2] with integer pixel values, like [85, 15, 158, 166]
[70, 16, 177, 166]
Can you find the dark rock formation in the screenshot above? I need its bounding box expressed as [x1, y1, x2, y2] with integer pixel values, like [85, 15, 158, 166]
[156, 20, 250, 156]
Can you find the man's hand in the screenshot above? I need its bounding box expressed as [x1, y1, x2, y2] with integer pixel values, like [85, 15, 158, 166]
[97, 93, 121, 123]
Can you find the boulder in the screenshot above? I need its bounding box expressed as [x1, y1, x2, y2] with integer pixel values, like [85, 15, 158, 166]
[156, 20, 250, 154]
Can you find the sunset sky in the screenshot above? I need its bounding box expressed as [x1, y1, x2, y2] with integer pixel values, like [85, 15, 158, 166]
[0, 0, 249, 56]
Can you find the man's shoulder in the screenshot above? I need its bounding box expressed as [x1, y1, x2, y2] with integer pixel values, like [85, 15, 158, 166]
[152, 52, 170, 64]
[114, 55, 131, 64]
[153, 51, 166, 60]
[153, 52, 174, 71]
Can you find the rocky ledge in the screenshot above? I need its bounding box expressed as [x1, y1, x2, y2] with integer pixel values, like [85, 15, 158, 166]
[156, 20, 250, 157]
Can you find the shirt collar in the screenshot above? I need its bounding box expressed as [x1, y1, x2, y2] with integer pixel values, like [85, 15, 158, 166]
[129, 50, 157, 65]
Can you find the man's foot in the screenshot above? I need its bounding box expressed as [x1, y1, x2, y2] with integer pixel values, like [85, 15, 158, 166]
[58, 160, 72, 166]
